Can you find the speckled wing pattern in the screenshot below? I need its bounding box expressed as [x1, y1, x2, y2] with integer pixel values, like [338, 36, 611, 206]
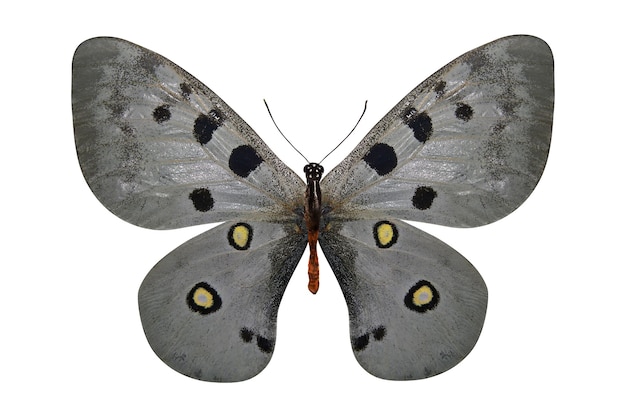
[319, 36, 552, 379]
[72, 35, 553, 382]
[73, 37, 304, 229]
[322, 35, 553, 227]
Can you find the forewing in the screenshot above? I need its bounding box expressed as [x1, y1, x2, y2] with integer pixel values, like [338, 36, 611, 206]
[138, 220, 307, 381]
[321, 35, 553, 227]
[73, 37, 304, 229]
[319, 219, 487, 380]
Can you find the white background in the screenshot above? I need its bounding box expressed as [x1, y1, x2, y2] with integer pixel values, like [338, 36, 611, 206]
[3, 0, 623, 415]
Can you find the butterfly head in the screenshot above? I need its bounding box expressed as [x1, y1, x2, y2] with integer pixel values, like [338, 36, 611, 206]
[304, 163, 324, 181]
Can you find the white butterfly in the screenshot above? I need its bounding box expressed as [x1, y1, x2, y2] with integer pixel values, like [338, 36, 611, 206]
[72, 35, 553, 381]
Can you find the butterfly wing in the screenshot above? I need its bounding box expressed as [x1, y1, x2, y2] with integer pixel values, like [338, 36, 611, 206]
[139, 220, 307, 381]
[73, 38, 308, 381]
[321, 35, 553, 227]
[72, 37, 304, 229]
[319, 218, 487, 380]
[317, 35, 552, 379]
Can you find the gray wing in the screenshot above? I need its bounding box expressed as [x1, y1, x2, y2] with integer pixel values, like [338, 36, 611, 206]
[319, 218, 487, 380]
[321, 35, 553, 227]
[73, 37, 304, 229]
[139, 220, 307, 382]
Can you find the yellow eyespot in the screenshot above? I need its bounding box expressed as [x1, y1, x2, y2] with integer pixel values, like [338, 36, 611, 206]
[193, 287, 214, 308]
[412, 285, 434, 306]
[373, 221, 398, 248]
[228, 223, 253, 250]
[404, 281, 439, 313]
[187, 283, 222, 315]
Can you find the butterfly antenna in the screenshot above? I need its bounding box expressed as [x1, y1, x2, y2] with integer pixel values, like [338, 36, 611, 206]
[264, 99, 309, 164]
[319, 100, 368, 164]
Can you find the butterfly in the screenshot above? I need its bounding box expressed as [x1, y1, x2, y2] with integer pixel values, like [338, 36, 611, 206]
[72, 35, 553, 382]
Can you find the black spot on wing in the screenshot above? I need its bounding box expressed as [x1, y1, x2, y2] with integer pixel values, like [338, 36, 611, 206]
[363, 143, 397, 176]
[240, 328, 254, 343]
[372, 326, 386, 341]
[434, 80, 446, 97]
[412, 186, 437, 210]
[239, 328, 274, 354]
[455, 102, 473, 121]
[189, 188, 214, 212]
[180, 82, 192, 99]
[353, 326, 386, 351]
[193, 109, 224, 145]
[402, 108, 433, 143]
[229, 145, 263, 177]
[256, 336, 274, 353]
[353, 334, 369, 351]
[152, 105, 171, 123]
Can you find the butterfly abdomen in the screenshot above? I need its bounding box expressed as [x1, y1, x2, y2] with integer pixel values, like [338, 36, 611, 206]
[304, 163, 324, 294]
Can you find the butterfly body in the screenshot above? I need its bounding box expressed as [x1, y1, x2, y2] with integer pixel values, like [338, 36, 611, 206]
[72, 35, 553, 381]
[304, 162, 324, 293]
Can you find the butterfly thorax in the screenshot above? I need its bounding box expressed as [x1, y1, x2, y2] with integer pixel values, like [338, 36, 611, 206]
[304, 163, 324, 294]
